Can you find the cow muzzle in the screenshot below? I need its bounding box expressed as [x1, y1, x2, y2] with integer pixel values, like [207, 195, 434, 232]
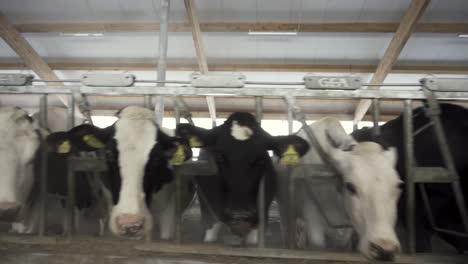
[368, 239, 399, 261]
[0, 201, 21, 222]
[115, 213, 145, 237]
[225, 209, 256, 236]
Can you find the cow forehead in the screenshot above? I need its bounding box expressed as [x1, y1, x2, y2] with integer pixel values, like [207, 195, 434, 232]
[348, 154, 399, 186]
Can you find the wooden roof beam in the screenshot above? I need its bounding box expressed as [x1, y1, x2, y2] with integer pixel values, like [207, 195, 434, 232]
[0, 61, 467, 74]
[12, 22, 468, 34]
[353, 0, 430, 123]
[0, 11, 74, 110]
[184, 0, 216, 127]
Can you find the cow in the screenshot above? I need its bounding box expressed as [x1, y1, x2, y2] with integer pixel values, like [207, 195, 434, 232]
[47, 106, 193, 239]
[0, 107, 109, 235]
[275, 117, 402, 261]
[175, 112, 309, 244]
[351, 103, 468, 253]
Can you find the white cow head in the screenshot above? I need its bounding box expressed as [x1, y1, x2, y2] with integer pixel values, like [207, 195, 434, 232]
[330, 142, 402, 261]
[0, 108, 41, 221]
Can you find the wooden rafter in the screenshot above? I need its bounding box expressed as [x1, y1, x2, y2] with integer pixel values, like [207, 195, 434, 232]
[0, 61, 466, 74]
[353, 0, 430, 123]
[184, 0, 216, 126]
[0, 12, 74, 110]
[12, 22, 468, 34]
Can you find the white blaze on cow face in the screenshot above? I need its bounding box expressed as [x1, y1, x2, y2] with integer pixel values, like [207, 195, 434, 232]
[330, 142, 401, 260]
[0, 108, 40, 217]
[109, 106, 157, 237]
[230, 121, 253, 141]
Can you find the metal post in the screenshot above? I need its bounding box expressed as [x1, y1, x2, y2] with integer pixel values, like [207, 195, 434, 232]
[66, 94, 76, 239]
[255, 96, 265, 248]
[255, 96, 263, 124]
[206, 96, 217, 128]
[372, 98, 381, 136]
[421, 91, 468, 233]
[403, 99, 415, 254]
[155, 0, 170, 126]
[287, 105, 294, 135]
[174, 169, 182, 244]
[174, 109, 182, 244]
[144, 95, 152, 109]
[38, 95, 48, 237]
[287, 165, 295, 249]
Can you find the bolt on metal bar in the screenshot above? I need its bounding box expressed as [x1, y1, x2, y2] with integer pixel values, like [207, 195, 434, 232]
[403, 99, 416, 254]
[38, 95, 48, 237]
[372, 98, 381, 136]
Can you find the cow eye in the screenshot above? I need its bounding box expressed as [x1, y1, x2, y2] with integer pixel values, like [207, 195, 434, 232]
[345, 182, 357, 196]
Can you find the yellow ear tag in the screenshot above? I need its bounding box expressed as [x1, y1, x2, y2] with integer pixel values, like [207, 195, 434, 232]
[281, 145, 299, 165]
[83, 134, 105, 149]
[169, 144, 186, 166]
[57, 140, 71, 154]
[189, 136, 203, 148]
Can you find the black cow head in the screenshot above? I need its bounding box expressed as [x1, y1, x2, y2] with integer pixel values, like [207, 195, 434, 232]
[46, 106, 191, 238]
[176, 112, 309, 236]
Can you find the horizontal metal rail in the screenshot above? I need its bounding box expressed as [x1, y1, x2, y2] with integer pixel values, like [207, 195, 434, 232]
[2, 85, 468, 100]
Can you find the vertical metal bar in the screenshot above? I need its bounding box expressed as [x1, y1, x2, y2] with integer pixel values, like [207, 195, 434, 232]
[403, 99, 415, 254]
[285, 98, 296, 249]
[287, 166, 295, 249]
[372, 98, 381, 136]
[174, 169, 182, 244]
[38, 95, 48, 237]
[287, 105, 294, 135]
[66, 94, 76, 239]
[155, 0, 170, 126]
[66, 160, 76, 239]
[255, 96, 265, 248]
[255, 96, 263, 124]
[206, 96, 217, 128]
[144, 95, 152, 109]
[174, 109, 182, 244]
[422, 93, 468, 233]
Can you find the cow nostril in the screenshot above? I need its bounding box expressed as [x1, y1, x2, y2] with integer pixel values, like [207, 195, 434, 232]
[115, 214, 145, 236]
[369, 242, 397, 261]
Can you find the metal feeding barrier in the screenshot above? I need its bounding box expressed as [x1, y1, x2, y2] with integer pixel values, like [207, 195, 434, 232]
[1, 73, 468, 258]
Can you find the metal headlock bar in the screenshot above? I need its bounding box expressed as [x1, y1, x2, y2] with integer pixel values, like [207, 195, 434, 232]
[2, 77, 468, 257]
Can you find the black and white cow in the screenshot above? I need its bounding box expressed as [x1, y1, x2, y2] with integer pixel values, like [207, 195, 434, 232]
[47, 106, 193, 239]
[351, 103, 468, 253]
[0, 107, 103, 234]
[176, 112, 309, 244]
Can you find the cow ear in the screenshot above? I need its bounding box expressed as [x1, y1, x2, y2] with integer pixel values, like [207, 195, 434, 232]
[47, 132, 73, 154]
[66, 124, 113, 152]
[271, 135, 310, 165]
[157, 130, 193, 165]
[175, 123, 215, 148]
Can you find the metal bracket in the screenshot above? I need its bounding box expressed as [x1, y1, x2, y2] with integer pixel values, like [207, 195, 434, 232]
[421, 78, 468, 92]
[0, 74, 34, 86]
[81, 73, 135, 87]
[190, 72, 246, 88]
[304, 75, 362, 90]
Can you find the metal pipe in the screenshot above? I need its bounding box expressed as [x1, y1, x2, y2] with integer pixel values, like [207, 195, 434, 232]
[38, 95, 48, 237]
[287, 166, 295, 249]
[154, 0, 170, 126]
[403, 99, 415, 254]
[255, 96, 265, 248]
[144, 95, 152, 109]
[372, 98, 381, 136]
[421, 91, 468, 233]
[287, 105, 294, 135]
[206, 96, 217, 128]
[174, 169, 183, 244]
[255, 96, 263, 124]
[66, 94, 76, 239]
[66, 158, 76, 239]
